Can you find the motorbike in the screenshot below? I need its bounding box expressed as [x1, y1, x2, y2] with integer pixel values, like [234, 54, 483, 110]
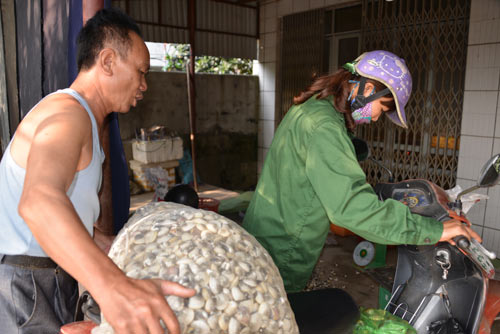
[360, 138, 500, 333]
[290, 140, 500, 334]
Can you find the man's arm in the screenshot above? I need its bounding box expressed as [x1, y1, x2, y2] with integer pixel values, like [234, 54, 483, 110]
[18, 101, 194, 334]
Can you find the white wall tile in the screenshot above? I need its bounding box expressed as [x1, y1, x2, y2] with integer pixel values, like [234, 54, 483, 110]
[466, 44, 500, 70]
[261, 119, 275, 148]
[257, 42, 265, 63]
[465, 68, 500, 91]
[259, 14, 265, 35]
[310, 0, 325, 9]
[260, 91, 276, 108]
[471, 224, 484, 238]
[262, 2, 277, 19]
[470, 0, 500, 22]
[484, 183, 500, 229]
[259, 103, 275, 121]
[292, 0, 310, 13]
[492, 138, 500, 156]
[496, 104, 500, 138]
[457, 135, 494, 180]
[324, 0, 346, 6]
[264, 17, 278, 33]
[264, 46, 277, 63]
[468, 21, 481, 45]
[277, 0, 293, 17]
[486, 19, 500, 44]
[488, 0, 500, 21]
[253, 60, 262, 79]
[495, 44, 500, 68]
[258, 120, 263, 147]
[481, 227, 500, 257]
[469, 20, 500, 45]
[460, 91, 498, 136]
[258, 147, 265, 173]
[263, 31, 277, 49]
[456, 178, 487, 227]
[263, 62, 276, 91]
[469, 0, 481, 22]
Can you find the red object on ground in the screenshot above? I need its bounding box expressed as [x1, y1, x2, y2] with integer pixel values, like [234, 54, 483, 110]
[329, 223, 355, 237]
[198, 197, 220, 212]
[60, 321, 97, 334]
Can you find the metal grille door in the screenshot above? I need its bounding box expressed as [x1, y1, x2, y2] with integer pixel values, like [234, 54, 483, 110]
[357, 0, 470, 189]
[279, 9, 324, 121]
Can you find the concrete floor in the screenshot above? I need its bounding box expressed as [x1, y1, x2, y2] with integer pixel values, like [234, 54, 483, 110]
[306, 233, 500, 333]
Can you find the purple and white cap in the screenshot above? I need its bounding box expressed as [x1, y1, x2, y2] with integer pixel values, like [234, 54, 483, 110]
[354, 50, 412, 128]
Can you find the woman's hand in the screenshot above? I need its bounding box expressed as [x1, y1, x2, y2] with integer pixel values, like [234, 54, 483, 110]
[439, 219, 482, 245]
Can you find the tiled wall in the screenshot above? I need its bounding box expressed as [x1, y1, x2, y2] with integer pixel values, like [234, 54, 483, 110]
[457, 0, 500, 254]
[256, 0, 347, 174]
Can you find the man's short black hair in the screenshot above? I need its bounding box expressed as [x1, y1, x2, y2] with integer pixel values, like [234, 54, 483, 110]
[77, 7, 142, 71]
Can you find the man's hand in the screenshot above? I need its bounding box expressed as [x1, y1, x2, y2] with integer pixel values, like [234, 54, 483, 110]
[439, 219, 482, 245]
[96, 277, 196, 334]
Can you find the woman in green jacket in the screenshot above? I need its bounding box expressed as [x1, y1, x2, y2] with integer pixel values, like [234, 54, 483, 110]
[242, 50, 480, 293]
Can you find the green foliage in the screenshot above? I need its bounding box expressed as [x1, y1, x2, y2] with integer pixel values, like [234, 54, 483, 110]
[162, 44, 252, 75]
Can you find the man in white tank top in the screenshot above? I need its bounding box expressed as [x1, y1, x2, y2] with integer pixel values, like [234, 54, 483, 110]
[0, 8, 194, 334]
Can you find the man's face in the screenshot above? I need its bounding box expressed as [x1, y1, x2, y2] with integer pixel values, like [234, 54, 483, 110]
[112, 32, 150, 113]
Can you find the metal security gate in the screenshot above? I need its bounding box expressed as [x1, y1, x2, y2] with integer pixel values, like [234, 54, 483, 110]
[357, 0, 471, 189]
[278, 9, 324, 121]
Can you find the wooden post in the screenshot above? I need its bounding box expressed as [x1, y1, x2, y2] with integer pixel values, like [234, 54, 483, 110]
[187, 0, 198, 192]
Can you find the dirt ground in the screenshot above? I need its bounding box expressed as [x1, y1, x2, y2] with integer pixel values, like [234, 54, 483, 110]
[307, 232, 500, 333]
[305, 233, 388, 309]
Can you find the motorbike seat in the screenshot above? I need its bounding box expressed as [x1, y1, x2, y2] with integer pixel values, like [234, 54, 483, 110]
[287, 288, 360, 334]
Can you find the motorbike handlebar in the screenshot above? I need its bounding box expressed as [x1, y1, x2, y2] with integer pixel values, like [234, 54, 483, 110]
[453, 236, 470, 249]
[453, 236, 497, 260]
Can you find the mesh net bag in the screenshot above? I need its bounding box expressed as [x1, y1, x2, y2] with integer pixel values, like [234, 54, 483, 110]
[92, 202, 298, 334]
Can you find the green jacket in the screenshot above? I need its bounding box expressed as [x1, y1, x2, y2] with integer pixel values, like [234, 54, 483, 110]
[242, 96, 443, 293]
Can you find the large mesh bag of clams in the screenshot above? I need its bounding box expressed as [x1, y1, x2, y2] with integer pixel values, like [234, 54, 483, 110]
[92, 202, 299, 334]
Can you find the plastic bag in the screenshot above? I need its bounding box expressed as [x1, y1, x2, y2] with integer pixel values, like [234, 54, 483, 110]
[92, 202, 298, 334]
[353, 308, 416, 334]
[445, 185, 489, 214]
[144, 166, 170, 200]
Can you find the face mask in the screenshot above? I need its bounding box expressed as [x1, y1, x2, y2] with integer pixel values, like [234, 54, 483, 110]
[351, 102, 374, 124]
[348, 80, 375, 125]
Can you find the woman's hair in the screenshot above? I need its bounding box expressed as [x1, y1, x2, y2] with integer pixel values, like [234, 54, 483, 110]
[293, 68, 395, 130]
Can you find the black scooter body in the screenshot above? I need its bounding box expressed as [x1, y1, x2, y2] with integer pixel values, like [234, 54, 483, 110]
[375, 180, 487, 333]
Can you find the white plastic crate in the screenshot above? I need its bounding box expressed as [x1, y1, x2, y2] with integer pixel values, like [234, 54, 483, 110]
[132, 137, 183, 163]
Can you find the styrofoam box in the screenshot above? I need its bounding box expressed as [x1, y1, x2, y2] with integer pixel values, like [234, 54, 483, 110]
[132, 137, 183, 163]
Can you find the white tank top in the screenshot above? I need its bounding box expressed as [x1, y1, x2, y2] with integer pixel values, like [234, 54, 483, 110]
[0, 88, 105, 256]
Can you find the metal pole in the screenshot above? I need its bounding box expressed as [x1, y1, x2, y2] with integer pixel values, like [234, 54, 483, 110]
[187, 0, 198, 192]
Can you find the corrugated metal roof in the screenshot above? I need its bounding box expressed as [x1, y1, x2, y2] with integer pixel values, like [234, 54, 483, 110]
[112, 0, 257, 59]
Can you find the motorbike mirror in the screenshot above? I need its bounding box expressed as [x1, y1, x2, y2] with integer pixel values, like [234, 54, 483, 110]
[456, 153, 500, 201]
[477, 154, 500, 187]
[351, 137, 370, 162]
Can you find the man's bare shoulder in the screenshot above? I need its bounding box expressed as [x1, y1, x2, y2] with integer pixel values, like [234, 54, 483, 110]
[34, 93, 90, 121]
[10, 93, 93, 168]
